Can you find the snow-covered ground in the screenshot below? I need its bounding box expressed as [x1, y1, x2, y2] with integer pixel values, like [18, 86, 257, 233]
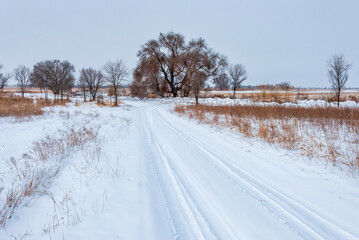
[1, 98, 359, 239]
[135, 96, 359, 108]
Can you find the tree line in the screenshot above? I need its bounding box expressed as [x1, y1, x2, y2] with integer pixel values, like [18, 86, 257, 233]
[0, 60, 128, 106]
[0, 32, 355, 107]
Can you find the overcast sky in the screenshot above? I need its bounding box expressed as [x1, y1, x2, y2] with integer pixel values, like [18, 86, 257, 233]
[1, 0, 358, 87]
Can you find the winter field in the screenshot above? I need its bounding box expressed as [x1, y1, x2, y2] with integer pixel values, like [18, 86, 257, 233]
[1, 91, 359, 239]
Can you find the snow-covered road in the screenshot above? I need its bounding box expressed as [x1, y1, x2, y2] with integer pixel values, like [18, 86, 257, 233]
[132, 102, 359, 240]
[1, 100, 359, 239]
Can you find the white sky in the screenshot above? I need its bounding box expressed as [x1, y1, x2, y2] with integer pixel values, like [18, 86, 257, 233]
[1, 0, 359, 87]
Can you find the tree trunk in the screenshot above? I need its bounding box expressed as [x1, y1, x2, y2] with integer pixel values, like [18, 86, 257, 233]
[114, 86, 118, 106]
[61, 92, 64, 102]
[195, 90, 199, 105]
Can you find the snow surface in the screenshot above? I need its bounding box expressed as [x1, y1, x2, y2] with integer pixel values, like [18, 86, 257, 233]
[1, 98, 359, 239]
[130, 96, 359, 108]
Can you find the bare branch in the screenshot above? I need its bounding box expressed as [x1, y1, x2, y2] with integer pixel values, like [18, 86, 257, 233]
[0, 65, 11, 92]
[14, 65, 31, 97]
[229, 64, 247, 98]
[103, 60, 129, 106]
[327, 54, 351, 107]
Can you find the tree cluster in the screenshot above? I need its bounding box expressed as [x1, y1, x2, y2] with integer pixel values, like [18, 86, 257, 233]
[131, 32, 236, 104]
[78, 60, 128, 105]
[30, 60, 75, 100]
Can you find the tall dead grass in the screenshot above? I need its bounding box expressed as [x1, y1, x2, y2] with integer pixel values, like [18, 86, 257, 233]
[0, 94, 43, 119]
[175, 104, 359, 175]
[247, 90, 297, 103]
[201, 89, 359, 103]
[0, 126, 98, 228]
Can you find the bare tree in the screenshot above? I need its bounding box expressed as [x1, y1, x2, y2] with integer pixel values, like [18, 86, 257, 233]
[213, 72, 230, 90]
[135, 32, 227, 98]
[79, 68, 104, 101]
[328, 54, 352, 107]
[229, 64, 247, 98]
[31, 60, 75, 101]
[0, 64, 11, 92]
[13, 65, 31, 97]
[277, 82, 293, 90]
[135, 32, 187, 97]
[103, 60, 128, 106]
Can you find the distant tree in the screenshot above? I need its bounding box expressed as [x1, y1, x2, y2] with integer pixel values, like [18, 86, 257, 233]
[13, 65, 31, 97]
[135, 32, 187, 97]
[135, 32, 227, 98]
[327, 54, 351, 107]
[79, 68, 104, 101]
[31, 60, 75, 101]
[229, 64, 247, 98]
[277, 82, 293, 90]
[213, 72, 230, 90]
[103, 60, 128, 106]
[0, 64, 11, 92]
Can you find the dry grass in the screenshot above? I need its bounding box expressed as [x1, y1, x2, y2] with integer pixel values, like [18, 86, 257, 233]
[177, 104, 359, 121]
[36, 98, 72, 107]
[200, 89, 359, 103]
[0, 94, 73, 120]
[0, 94, 43, 119]
[96, 100, 121, 107]
[246, 90, 298, 103]
[0, 126, 99, 228]
[96, 96, 121, 107]
[175, 104, 359, 175]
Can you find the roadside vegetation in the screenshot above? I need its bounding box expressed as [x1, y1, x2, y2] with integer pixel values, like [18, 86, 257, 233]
[0, 122, 99, 228]
[0, 93, 76, 121]
[0, 94, 43, 119]
[175, 104, 359, 175]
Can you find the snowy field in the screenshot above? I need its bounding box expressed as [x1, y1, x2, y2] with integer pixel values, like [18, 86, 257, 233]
[141, 96, 359, 108]
[1, 96, 359, 239]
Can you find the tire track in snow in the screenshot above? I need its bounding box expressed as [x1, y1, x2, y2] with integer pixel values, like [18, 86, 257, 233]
[147, 108, 242, 239]
[154, 107, 358, 240]
[139, 109, 179, 239]
[141, 108, 218, 239]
